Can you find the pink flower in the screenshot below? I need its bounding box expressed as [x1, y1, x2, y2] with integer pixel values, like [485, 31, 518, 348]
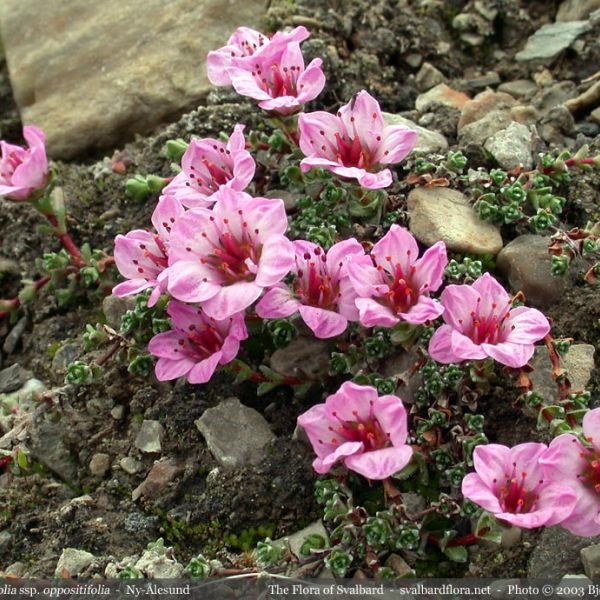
[462, 443, 577, 529]
[428, 273, 550, 368]
[148, 300, 247, 384]
[162, 124, 255, 209]
[113, 194, 185, 306]
[347, 225, 447, 327]
[297, 382, 413, 479]
[167, 189, 294, 320]
[207, 26, 310, 86]
[226, 41, 325, 115]
[298, 91, 418, 189]
[256, 239, 370, 338]
[0, 126, 49, 202]
[539, 408, 600, 536]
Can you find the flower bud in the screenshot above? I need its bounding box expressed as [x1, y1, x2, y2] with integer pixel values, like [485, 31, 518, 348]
[164, 138, 189, 162]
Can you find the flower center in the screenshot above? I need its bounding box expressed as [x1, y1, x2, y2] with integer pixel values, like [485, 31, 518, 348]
[496, 469, 540, 514]
[459, 298, 513, 345]
[0, 152, 21, 184]
[186, 150, 233, 195]
[252, 62, 302, 98]
[579, 446, 600, 495]
[176, 323, 225, 361]
[200, 213, 260, 284]
[294, 248, 340, 309]
[133, 235, 168, 276]
[373, 255, 418, 314]
[326, 406, 391, 450]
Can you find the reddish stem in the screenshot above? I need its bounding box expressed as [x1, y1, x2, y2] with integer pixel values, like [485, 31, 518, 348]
[45, 214, 86, 268]
[0, 275, 51, 318]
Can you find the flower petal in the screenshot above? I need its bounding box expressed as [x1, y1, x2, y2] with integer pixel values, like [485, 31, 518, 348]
[344, 446, 413, 480]
[298, 305, 348, 338]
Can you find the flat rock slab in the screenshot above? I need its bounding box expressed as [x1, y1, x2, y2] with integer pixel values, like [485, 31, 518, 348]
[383, 113, 448, 155]
[195, 397, 275, 468]
[0, 0, 266, 159]
[407, 187, 503, 255]
[516, 20, 593, 63]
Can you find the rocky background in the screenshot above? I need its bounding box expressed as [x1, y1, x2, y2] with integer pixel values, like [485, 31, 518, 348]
[1, 0, 600, 581]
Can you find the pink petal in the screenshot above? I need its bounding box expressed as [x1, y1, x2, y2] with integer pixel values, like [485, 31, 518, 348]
[503, 306, 551, 345]
[412, 241, 448, 293]
[532, 483, 578, 527]
[298, 305, 348, 338]
[113, 279, 154, 298]
[439, 283, 481, 332]
[297, 404, 339, 459]
[256, 285, 299, 318]
[167, 260, 222, 303]
[148, 330, 188, 359]
[374, 125, 418, 164]
[583, 408, 600, 452]
[201, 281, 263, 320]
[337, 277, 361, 321]
[428, 325, 461, 363]
[151, 194, 185, 240]
[207, 47, 238, 85]
[399, 296, 444, 324]
[326, 382, 378, 423]
[254, 235, 295, 287]
[371, 225, 418, 277]
[314, 441, 364, 474]
[228, 67, 273, 101]
[461, 473, 503, 514]
[295, 58, 326, 104]
[155, 357, 194, 381]
[471, 444, 512, 488]
[539, 434, 587, 478]
[346, 260, 382, 298]
[298, 111, 345, 159]
[557, 488, 600, 536]
[471, 273, 511, 315]
[326, 238, 367, 275]
[373, 394, 409, 446]
[356, 297, 399, 328]
[450, 329, 488, 361]
[344, 446, 413, 480]
[339, 90, 385, 155]
[481, 341, 534, 368]
[188, 352, 223, 384]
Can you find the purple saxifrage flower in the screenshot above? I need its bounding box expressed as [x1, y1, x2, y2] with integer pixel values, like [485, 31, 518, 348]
[207, 26, 310, 86]
[297, 382, 413, 479]
[428, 273, 550, 368]
[113, 194, 185, 306]
[148, 300, 247, 384]
[162, 124, 255, 209]
[0, 126, 49, 202]
[347, 225, 447, 327]
[167, 189, 294, 320]
[298, 90, 418, 189]
[540, 408, 600, 536]
[462, 442, 577, 529]
[256, 238, 370, 338]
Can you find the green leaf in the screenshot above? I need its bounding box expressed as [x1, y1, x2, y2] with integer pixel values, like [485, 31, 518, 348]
[443, 545, 468, 563]
[257, 381, 280, 396]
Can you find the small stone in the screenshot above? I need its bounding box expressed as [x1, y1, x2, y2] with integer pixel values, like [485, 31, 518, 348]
[484, 121, 534, 169]
[407, 187, 503, 255]
[195, 397, 275, 468]
[134, 420, 164, 454]
[286, 521, 329, 559]
[458, 90, 517, 131]
[55, 548, 96, 578]
[0, 378, 46, 414]
[534, 82, 577, 115]
[0, 364, 32, 394]
[0, 257, 20, 276]
[557, 0, 600, 21]
[102, 294, 136, 330]
[404, 53, 423, 68]
[120, 456, 143, 474]
[135, 548, 184, 578]
[270, 337, 330, 379]
[534, 69, 555, 87]
[556, 576, 591, 599]
[498, 79, 538, 99]
[581, 544, 600, 579]
[132, 457, 183, 501]
[0, 530, 13, 555]
[590, 107, 600, 124]
[466, 71, 501, 92]
[510, 105, 538, 126]
[458, 109, 513, 146]
[385, 553, 414, 577]
[2, 316, 28, 354]
[497, 235, 564, 308]
[415, 62, 446, 92]
[401, 492, 426, 515]
[516, 21, 593, 64]
[51, 343, 80, 374]
[89, 453, 110, 478]
[415, 83, 470, 113]
[383, 113, 448, 154]
[4, 562, 26, 577]
[501, 526, 522, 548]
[111, 405, 125, 420]
[29, 418, 77, 483]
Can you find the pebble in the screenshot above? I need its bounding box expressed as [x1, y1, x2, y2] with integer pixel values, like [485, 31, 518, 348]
[497, 235, 565, 308]
[51, 343, 80, 374]
[484, 121, 534, 169]
[29, 419, 78, 483]
[581, 544, 600, 579]
[111, 405, 125, 420]
[510, 105, 538, 126]
[2, 316, 28, 354]
[590, 106, 600, 124]
[465, 71, 501, 92]
[0, 378, 47, 414]
[458, 109, 513, 147]
[415, 83, 470, 113]
[102, 294, 136, 330]
[195, 397, 275, 468]
[0, 257, 20, 277]
[385, 553, 414, 577]
[135, 547, 184, 578]
[498, 79, 538, 99]
[557, 0, 600, 21]
[0, 364, 32, 394]
[382, 113, 448, 154]
[0, 530, 13, 555]
[415, 62, 446, 92]
[458, 90, 517, 131]
[270, 337, 330, 379]
[407, 187, 503, 255]
[134, 420, 164, 454]
[132, 457, 183, 501]
[516, 20, 593, 64]
[89, 453, 110, 477]
[285, 521, 329, 559]
[120, 456, 143, 474]
[54, 548, 96, 578]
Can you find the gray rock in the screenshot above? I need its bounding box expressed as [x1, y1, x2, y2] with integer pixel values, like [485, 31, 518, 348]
[286, 521, 329, 559]
[0, 257, 20, 276]
[51, 343, 80, 374]
[530, 344, 595, 402]
[111, 405, 125, 420]
[54, 548, 96, 577]
[102, 295, 136, 330]
[415, 83, 470, 113]
[132, 457, 183, 501]
[29, 418, 77, 482]
[195, 397, 275, 468]
[0, 0, 266, 159]
[581, 545, 600, 579]
[383, 113, 448, 154]
[498, 80, 538, 99]
[557, 0, 600, 21]
[89, 453, 110, 477]
[2, 316, 27, 354]
[497, 235, 564, 308]
[458, 109, 513, 147]
[0, 530, 13, 556]
[590, 106, 600, 125]
[120, 456, 143, 475]
[407, 187, 503, 255]
[0, 378, 46, 414]
[484, 121, 533, 169]
[528, 527, 600, 577]
[270, 337, 330, 379]
[385, 553, 414, 577]
[466, 71, 501, 92]
[134, 420, 164, 454]
[415, 62, 446, 92]
[0, 364, 32, 393]
[516, 21, 593, 64]
[135, 547, 184, 578]
[556, 575, 592, 599]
